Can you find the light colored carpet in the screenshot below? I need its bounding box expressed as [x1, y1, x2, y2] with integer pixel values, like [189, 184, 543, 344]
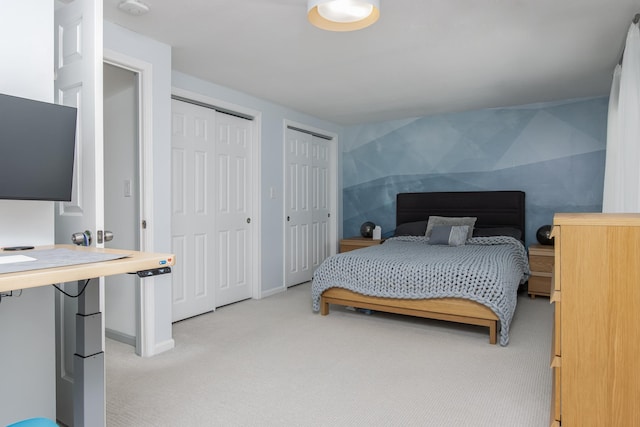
[106, 282, 553, 426]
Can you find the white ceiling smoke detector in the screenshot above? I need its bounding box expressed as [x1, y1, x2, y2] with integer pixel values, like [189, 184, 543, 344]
[118, 0, 150, 16]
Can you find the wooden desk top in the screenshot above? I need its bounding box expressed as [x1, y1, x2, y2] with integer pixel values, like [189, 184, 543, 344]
[0, 244, 175, 293]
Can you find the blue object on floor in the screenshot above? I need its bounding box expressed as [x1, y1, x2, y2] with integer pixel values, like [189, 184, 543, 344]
[7, 418, 58, 427]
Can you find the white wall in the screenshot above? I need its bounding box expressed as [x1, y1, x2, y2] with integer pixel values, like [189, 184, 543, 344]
[171, 72, 344, 295]
[0, 1, 57, 424]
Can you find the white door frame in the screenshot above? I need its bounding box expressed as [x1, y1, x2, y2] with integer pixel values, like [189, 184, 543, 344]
[283, 120, 338, 287]
[103, 49, 157, 357]
[171, 87, 263, 302]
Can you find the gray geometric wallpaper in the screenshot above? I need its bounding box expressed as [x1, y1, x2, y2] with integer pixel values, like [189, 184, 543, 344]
[342, 97, 608, 247]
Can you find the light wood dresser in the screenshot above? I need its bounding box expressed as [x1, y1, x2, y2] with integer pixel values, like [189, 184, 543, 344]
[551, 213, 640, 426]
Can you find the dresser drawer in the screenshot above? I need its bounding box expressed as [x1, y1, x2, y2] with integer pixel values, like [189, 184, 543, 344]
[553, 298, 561, 357]
[550, 290, 561, 424]
[529, 254, 554, 273]
[551, 364, 561, 424]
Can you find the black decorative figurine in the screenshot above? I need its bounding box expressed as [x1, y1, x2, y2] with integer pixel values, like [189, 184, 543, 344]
[360, 221, 376, 238]
[536, 225, 554, 245]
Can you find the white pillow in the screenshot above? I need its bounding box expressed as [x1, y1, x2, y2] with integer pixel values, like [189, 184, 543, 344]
[425, 216, 476, 240]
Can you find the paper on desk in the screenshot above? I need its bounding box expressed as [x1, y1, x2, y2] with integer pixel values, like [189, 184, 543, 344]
[0, 255, 36, 265]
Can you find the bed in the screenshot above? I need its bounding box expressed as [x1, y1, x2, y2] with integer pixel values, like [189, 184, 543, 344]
[312, 191, 529, 345]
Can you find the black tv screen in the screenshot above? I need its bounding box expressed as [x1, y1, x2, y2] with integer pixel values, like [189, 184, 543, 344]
[0, 93, 77, 201]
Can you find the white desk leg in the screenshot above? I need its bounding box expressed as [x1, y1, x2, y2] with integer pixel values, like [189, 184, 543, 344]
[74, 279, 105, 427]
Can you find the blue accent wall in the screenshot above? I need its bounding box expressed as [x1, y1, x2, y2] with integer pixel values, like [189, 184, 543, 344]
[342, 97, 608, 247]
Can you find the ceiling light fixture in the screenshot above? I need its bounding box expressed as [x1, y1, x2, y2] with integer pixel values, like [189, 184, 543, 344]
[118, 0, 150, 16]
[308, 0, 380, 31]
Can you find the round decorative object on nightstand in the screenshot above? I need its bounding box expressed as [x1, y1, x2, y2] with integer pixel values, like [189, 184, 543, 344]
[360, 221, 376, 238]
[536, 225, 554, 245]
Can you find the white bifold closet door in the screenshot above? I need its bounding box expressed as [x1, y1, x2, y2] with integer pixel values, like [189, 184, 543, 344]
[285, 127, 332, 287]
[171, 99, 254, 321]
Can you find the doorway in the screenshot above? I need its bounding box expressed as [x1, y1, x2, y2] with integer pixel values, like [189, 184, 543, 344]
[103, 62, 140, 347]
[102, 50, 156, 357]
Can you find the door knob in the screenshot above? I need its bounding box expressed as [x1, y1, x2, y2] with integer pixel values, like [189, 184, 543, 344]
[246, 218, 251, 224]
[97, 230, 114, 244]
[71, 230, 92, 246]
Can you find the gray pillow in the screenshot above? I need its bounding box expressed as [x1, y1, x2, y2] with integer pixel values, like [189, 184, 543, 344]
[473, 227, 522, 240]
[428, 225, 469, 246]
[425, 216, 476, 240]
[394, 220, 428, 236]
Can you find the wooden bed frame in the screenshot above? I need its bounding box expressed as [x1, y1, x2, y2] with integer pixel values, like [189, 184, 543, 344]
[320, 190, 526, 344]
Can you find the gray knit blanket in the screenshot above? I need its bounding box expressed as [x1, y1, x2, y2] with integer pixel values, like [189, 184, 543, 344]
[312, 236, 529, 345]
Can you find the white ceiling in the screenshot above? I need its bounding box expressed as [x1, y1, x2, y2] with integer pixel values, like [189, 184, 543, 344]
[104, 0, 640, 125]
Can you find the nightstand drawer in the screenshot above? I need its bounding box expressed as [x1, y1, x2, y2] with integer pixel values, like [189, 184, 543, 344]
[528, 275, 552, 295]
[529, 276, 551, 295]
[339, 237, 384, 253]
[529, 254, 554, 273]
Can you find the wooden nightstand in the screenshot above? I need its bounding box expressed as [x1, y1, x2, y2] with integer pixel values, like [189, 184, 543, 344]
[339, 236, 385, 253]
[527, 244, 554, 298]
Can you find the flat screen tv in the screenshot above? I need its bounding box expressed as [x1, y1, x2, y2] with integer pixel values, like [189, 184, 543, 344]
[0, 93, 78, 201]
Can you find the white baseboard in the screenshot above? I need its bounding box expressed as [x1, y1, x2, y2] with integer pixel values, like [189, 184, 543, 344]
[261, 286, 286, 299]
[105, 328, 136, 347]
[151, 338, 175, 356]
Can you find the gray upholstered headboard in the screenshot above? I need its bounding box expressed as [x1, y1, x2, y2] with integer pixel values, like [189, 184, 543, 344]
[396, 191, 526, 242]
